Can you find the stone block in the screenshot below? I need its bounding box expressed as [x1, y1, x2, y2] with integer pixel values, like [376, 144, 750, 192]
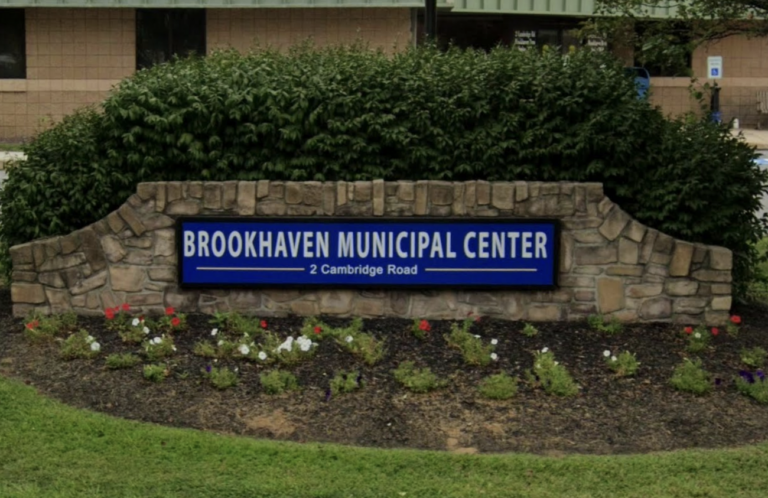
[126, 293, 164, 306]
[606, 265, 643, 277]
[166, 182, 183, 203]
[323, 183, 336, 215]
[650, 252, 672, 265]
[354, 181, 372, 202]
[452, 184, 466, 216]
[476, 181, 490, 205]
[143, 213, 175, 231]
[125, 237, 154, 249]
[560, 233, 573, 273]
[598, 207, 630, 241]
[665, 281, 699, 296]
[12, 271, 37, 283]
[541, 184, 559, 195]
[638, 229, 658, 264]
[284, 182, 302, 205]
[101, 235, 126, 263]
[187, 182, 202, 199]
[289, 300, 320, 316]
[222, 181, 238, 210]
[673, 298, 707, 314]
[568, 303, 598, 318]
[38, 253, 87, 272]
[705, 310, 729, 326]
[60, 233, 82, 255]
[692, 269, 732, 283]
[154, 229, 175, 257]
[166, 200, 201, 216]
[373, 179, 385, 216]
[711, 296, 732, 311]
[627, 284, 663, 298]
[430, 182, 454, 206]
[203, 183, 223, 209]
[598, 197, 614, 216]
[256, 180, 270, 199]
[124, 249, 153, 266]
[237, 182, 257, 215]
[528, 182, 541, 197]
[354, 299, 385, 317]
[638, 297, 672, 320]
[711, 284, 731, 295]
[118, 204, 147, 237]
[693, 244, 708, 264]
[38, 272, 65, 289]
[559, 275, 595, 288]
[611, 310, 638, 322]
[653, 233, 674, 254]
[45, 288, 71, 313]
[515, 182, 529, 202]
[571, 230, 605, 244]
[618, 238, 639, 265]
[563, 218, 603, 230]
[10, 242, 34, 267]
[597, 278, 624, 313]
[320, 290, 355, 315]
[464, 181, 477, 209]
[257, 200, 287, 216]
[709, 247, 733, 270]
[110, 266, 146, 292]
[585, 183, 604, 202]
[287, 205, 321, 216]
[491, 182, 514, 210]
[532, 289, 573, 303]
[301, 181, 322, 207]
[269, 181, 284, 199]
[527, 304, 563, 321]
[625, 221, 646, 243]
[11, 283, 46, 304]
[398, 181, 414, 202]
[154, 183, 167, 212]
[669, 241, 694, 277]
[164, 287, 198, 310]
[137, 183, 157, 201]
[574, 245, 617, 266]
[148, 266, 176, 282]
[574, 290, 595, 302]
[414, 181, 429, 215]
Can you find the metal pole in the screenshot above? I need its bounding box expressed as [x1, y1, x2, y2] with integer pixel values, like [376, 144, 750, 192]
[425, 0, 437, 41]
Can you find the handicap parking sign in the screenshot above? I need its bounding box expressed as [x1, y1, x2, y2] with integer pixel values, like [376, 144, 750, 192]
[708, 56, 723, 79]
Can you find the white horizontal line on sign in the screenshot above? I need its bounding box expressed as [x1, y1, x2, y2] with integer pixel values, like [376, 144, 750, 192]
[424, 268, 538, 272]
[196, 267, 305, 272]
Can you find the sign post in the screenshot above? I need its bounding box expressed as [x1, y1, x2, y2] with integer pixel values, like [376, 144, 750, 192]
[177, 218, 560, 289]
[707, 56, 723, 79]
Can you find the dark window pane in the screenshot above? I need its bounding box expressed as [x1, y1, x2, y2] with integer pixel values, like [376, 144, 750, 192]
[136, 9, 206, 70]
[0, 9, 26, 79]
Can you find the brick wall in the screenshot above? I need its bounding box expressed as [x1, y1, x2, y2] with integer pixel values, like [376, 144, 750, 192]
[0, 7, 413, 142]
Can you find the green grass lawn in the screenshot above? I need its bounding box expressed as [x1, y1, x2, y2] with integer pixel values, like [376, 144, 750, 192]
[1, 376, 768, 497]
[0, 143, 22, 152]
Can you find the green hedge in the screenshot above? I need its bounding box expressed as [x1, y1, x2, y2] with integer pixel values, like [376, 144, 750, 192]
[1, 45, 765, 294]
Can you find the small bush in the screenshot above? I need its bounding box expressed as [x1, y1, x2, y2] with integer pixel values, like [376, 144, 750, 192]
[260, 370, 299, 395]
[262, 333, 317, 366]
[478, 373, 518, 400]
[143, 364, 169, 383]
[411, 319, 432, 340]
[686, 326, 713, 353]
[143, 335, 176, 361]
[587, 315, 622, 334]
[60, 330, 101, 360]
[24, 312, 78, 344]
[337, 332, 385, 366]
[330, 371, 363, 395]
[445, 318, 494, 366]
[149, 309, 188, 335]
[521, 323, 538, 337]
[105, 353, 141, 370]
[393, 361, 446, 393]
[205, 366, 239, 390]
[604, 351, 640, 377]
[736, 371, 768, 404]
[210, 311, 266, 339]
[118, 316, 150, 344]
[741, 347, 766, 368]
[193, 341, 217, 358]
[527, 349, 578, 397]
[670, 358, 712, 395]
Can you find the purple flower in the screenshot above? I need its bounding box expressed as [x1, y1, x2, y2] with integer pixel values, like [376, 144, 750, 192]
[356, 373, 363, 386]
[205, 365, 212, 373]
[739, 370, 755, 384]
[325, 388, 332, 402]
[757, 370, 765, 382]
[715, 378, 722, 386]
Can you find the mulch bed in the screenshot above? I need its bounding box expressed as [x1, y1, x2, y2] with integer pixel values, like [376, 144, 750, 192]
[1, 288, 767, 455]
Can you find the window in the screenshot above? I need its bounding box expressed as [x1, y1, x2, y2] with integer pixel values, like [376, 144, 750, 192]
[136, 9, 206, 70]
[0, 9, 26, 79]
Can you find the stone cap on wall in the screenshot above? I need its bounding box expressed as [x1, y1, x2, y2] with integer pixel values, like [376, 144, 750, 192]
[10, 180, 733, 324]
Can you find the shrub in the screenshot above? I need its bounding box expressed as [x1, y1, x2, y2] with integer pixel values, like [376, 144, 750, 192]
[210, 311, 266, 339]
[105, 353, 141, 370]
[527, 349, 578, 397]
[60, 330, 101, 360]
[670, 358, 712, 395]
[260, 370, 299, 395]
[521, 323, 538, 337]
[393, 361, 446, 393]
[736, 370, 768, 404]
[143, 364, 169, 383]
[587, 315, 622, 334]
[3, 45, 764, 293]
[204, 366, 239, 390]
[685, 325, 714, 353]
[478, 373, 518, 400]
[336, 332, 385, 366]
[741, 347, 767, 368]
[143, 335, 176, 361]
[604, 351, 640, 377]
[330, 371, 363, 395]
[24, 312, 77, 344]
[411, 319, 432, 340]
[260, 333, 317, 366]
[445, 318, 494, 366]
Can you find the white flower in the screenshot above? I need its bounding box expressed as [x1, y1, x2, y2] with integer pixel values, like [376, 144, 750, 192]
[238, 344, 250, 356]
[694, 332, 702, 339]
[152, 337, 162, 345]
[86, 335, 95, 343]
[217, 340, 224, 346]
[143, 326, 150, 335]
[277, 336, 294, 353]
[234, 367, 239, 373]
[211, 328, 219, 337]
[90, 341, 101, 352]
[296, 336, 312, 352]
[541, 347, 549, 353]
[490, 352, 498, 361]
[611, 356, 617, 362]
[535, 363, 541, 368]
[554, 361, 559, 365]
[345, 336, 354, 343]
[491, 339, 498, 345]
[172, 346, 177, 352]
[132, 318, 140, 327]
[257, 351, 268, 361]
[603, 350, 611, 358]
[474, 335, 481, 339]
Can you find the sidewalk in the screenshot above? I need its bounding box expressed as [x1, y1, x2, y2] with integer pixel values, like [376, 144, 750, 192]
[732, 129, 768, 150]
[0, 151, 25, 170]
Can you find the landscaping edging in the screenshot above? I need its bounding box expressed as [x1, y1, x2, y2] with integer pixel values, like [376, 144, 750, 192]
[9, 180, 733, 324]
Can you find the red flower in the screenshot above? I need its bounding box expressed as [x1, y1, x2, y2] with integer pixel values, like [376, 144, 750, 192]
[139, 315, 145, 322]
[165, 307, 175, 316]
[171, 317, 181, 327]
[419, 319, 431, 332]
[474, 316, 481, 323]
[105, 308, 115, 320]
[730, 315, 742, 325]
[684, 326, 693, 334]
[711, 327, 719, 336]
[121, 303, 130, 312]
[25, 320, 39, 330]
[260, 320, 268, 329]
[314, 326, 322, 334]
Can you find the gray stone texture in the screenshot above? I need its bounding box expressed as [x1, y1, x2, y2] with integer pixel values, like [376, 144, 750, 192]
[9, 181, 732, 325]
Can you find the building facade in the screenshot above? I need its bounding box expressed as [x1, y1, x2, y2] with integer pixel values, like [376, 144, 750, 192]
[1, 1, 767, 142]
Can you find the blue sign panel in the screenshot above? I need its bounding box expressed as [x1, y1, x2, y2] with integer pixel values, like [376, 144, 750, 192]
[177, 218, 559, 289]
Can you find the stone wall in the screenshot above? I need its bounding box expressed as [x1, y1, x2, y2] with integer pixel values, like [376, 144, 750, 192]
[10, 181, 733, 325]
